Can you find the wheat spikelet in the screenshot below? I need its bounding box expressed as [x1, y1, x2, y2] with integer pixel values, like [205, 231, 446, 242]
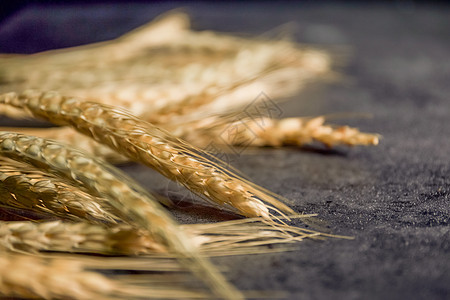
[0, 216, 331, 256]
[0, 157, 122, 224]
[0, 130, 243, 299]
[1, 90, 295, 220]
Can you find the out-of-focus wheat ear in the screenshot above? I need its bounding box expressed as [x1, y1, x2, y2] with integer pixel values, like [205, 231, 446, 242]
[0, 215, 342, 256]
[0, 130, 243, 299]
[0, 221, 166, 254]
[0, 12, 190, 73]
[0, 157, 122, 224]
[1, 90, 294, 220]
[177, 116, 379, 148]
[0, 252, 210, 299]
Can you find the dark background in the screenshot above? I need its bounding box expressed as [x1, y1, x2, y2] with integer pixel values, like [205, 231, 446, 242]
[0, 1, 449, 299]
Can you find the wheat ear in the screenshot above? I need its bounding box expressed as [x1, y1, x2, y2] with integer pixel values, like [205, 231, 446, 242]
[0, 157, 122, 224]
[0, 126, 127, 163]
[0, 220, 165, 254]
[0, 252, 209, 299]
[175, 116, 379, 148]
[1, 90, 294, 219]
[0, 216, 330, 256]
[0, 130, 243, 299]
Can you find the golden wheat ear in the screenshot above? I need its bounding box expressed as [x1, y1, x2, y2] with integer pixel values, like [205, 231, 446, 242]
[0, 126, 129, 163]
[0, 157, 123, 224]
[0, 130, 243, 299]
[0, 220, 166, 254]
[0, 215, 342, 256]
[0, 252, 212, 299]
[0, 90, 295, 220]
[172, 115, 379, 149]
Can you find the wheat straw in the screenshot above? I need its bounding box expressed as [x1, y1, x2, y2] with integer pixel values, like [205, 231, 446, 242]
[0, 130, 243, 299]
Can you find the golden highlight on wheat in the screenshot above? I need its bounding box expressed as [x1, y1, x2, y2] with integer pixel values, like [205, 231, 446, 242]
[0, 130, 243, 299]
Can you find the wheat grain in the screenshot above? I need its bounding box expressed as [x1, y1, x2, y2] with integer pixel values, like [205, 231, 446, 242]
[0, 130, 243, 299]
[1, 90, 294, 220]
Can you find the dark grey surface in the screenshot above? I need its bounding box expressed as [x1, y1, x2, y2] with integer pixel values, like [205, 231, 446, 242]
[0, 2, 449, 299]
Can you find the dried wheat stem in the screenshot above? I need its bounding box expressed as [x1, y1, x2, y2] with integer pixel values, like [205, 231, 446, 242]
[0, 129, 243, 299]
[0, 157, 121, 224]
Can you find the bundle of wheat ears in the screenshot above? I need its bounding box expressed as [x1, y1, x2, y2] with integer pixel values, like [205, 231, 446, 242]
[0, 11, 378, 299]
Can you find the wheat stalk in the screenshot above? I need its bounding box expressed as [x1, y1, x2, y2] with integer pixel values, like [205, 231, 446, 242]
[0, 130, 243, 299]
[0, 90, 295, 220]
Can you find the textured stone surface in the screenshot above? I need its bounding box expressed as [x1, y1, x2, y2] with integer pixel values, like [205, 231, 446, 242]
[0, 2, 449, 299]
